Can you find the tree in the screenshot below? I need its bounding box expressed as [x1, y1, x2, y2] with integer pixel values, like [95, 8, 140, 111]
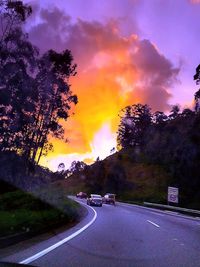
[0, 1, 38, 153]
[193, 64, 200, 112]
[27, 49, 77, 163]
[0, 1, 78, 165]
[168, 105, 180, 120]
[57, 163, 65, 172]
[181, 108, 194, 118]
[69, 161, 86, 174]
[194, 90, 200, 112]
[0, 0, 32, 45]
[117, 104, 152, 149]
[153, 111, 168, 128]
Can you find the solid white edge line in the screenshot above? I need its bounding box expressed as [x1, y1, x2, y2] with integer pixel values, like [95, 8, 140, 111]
[147, 220, 160, 228]
[19, 203, 97, 265]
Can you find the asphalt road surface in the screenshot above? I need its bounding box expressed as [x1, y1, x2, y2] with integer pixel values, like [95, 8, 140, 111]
[1, 197, 200, 267]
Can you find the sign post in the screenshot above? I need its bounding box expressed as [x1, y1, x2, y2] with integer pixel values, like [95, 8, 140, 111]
[168, 186, 179, 205]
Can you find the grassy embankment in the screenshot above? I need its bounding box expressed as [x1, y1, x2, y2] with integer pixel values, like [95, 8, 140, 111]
[0, 181, 82, 239]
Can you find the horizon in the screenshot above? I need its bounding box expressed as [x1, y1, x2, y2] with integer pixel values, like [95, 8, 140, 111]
[23, 0, 200, 171]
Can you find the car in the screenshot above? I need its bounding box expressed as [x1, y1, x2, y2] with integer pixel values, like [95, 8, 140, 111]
[76, 192, 87, 198]
[87, 194, 103, 207]
[103, 193, 116, 205]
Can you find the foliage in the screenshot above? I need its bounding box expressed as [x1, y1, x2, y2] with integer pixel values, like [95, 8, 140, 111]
[116, 90, 200, 208]
[0, 1, 77, 165]
[194, 64, 200, 112]
[117, 104, 152, 149]
[69, 161, 87, 174]
[57, 162, 65, 172]
[0, 151, 55, 191]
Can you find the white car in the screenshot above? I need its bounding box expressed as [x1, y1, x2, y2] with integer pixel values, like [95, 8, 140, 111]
[87, 194, 103, 207]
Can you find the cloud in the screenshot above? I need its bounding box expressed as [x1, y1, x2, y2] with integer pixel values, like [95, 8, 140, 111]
[41, 122, 116, 171]
[189, 0, 200, 4]
[26, 7, 180, 167]
[131, 39, 179, 110]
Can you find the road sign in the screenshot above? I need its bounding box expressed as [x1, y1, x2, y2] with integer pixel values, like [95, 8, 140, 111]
[168, 186, 179, 203]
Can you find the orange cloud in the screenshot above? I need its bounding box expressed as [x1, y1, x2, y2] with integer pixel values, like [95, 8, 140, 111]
[29, 8, 179, 170]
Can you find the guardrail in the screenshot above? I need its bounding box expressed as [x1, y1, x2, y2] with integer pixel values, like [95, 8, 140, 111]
[143, 202, 200, 217]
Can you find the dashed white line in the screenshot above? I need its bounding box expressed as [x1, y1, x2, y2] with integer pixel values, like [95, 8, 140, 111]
[19, 202, 97, 265]
[147, 220, 160, 228]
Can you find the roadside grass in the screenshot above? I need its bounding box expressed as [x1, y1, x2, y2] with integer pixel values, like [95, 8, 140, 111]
[0, 189, 82, 238]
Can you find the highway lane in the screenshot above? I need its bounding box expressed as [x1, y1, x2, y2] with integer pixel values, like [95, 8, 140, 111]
[1, 198, 200, 267]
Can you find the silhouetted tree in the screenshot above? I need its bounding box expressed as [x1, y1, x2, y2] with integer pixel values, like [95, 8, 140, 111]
[153, 111, 168, 129]
[193, 64, 200, 112]
[0, 1, 78, 164]
[69, 161, 86, 174]
[168, 105, 180, 120]
[181, 108, 194, 118]
[57, 163, 65, 172]
[117, 104, 152, 149]
[28, 49, 77, 163]
[0, 1, 38, 153]
[0, 0, 32, 44]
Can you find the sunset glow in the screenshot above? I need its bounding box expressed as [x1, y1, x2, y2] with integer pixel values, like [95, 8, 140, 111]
[27, 0, 200, 170]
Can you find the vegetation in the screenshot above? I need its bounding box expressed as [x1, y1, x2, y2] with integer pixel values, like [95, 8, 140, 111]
[60, 150, 171, 204]
[0, 151, 64, 191]
[0, 1, 200, 240]
[62, 66, 200, 210]
[117, 104, 152, 149]
[0, 181, 81, 239]
[0, 1, 77, 165]
[0, 2, 81, 243]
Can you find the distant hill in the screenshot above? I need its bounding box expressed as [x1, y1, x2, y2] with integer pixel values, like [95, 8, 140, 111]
[60, 148, 172, 205]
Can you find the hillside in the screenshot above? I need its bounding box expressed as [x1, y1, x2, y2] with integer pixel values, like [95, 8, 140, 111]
[58, 104, 200, 210]
[60, 148, 173, 205]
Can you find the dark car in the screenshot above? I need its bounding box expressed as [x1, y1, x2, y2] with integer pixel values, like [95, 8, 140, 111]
[87, 194, 103, 207]
[103, 193, 116, 205]
[76, 192, 87, 198]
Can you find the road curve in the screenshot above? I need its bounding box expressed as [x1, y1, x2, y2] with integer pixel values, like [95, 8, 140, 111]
[1, 197, 200, 267]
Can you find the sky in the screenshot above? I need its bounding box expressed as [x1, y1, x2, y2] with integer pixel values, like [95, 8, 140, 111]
[24, 0, 200, 171]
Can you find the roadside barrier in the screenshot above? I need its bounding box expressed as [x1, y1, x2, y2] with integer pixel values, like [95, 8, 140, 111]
[144, 202, 200, 217]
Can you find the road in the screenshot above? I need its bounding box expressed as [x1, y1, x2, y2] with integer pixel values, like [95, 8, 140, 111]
[1, 198, 200, 267]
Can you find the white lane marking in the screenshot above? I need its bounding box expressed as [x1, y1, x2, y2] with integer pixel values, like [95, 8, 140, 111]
[147, 220, 160, 228]
[19, 203, 97, 265]
[172, 238, 178, 241]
